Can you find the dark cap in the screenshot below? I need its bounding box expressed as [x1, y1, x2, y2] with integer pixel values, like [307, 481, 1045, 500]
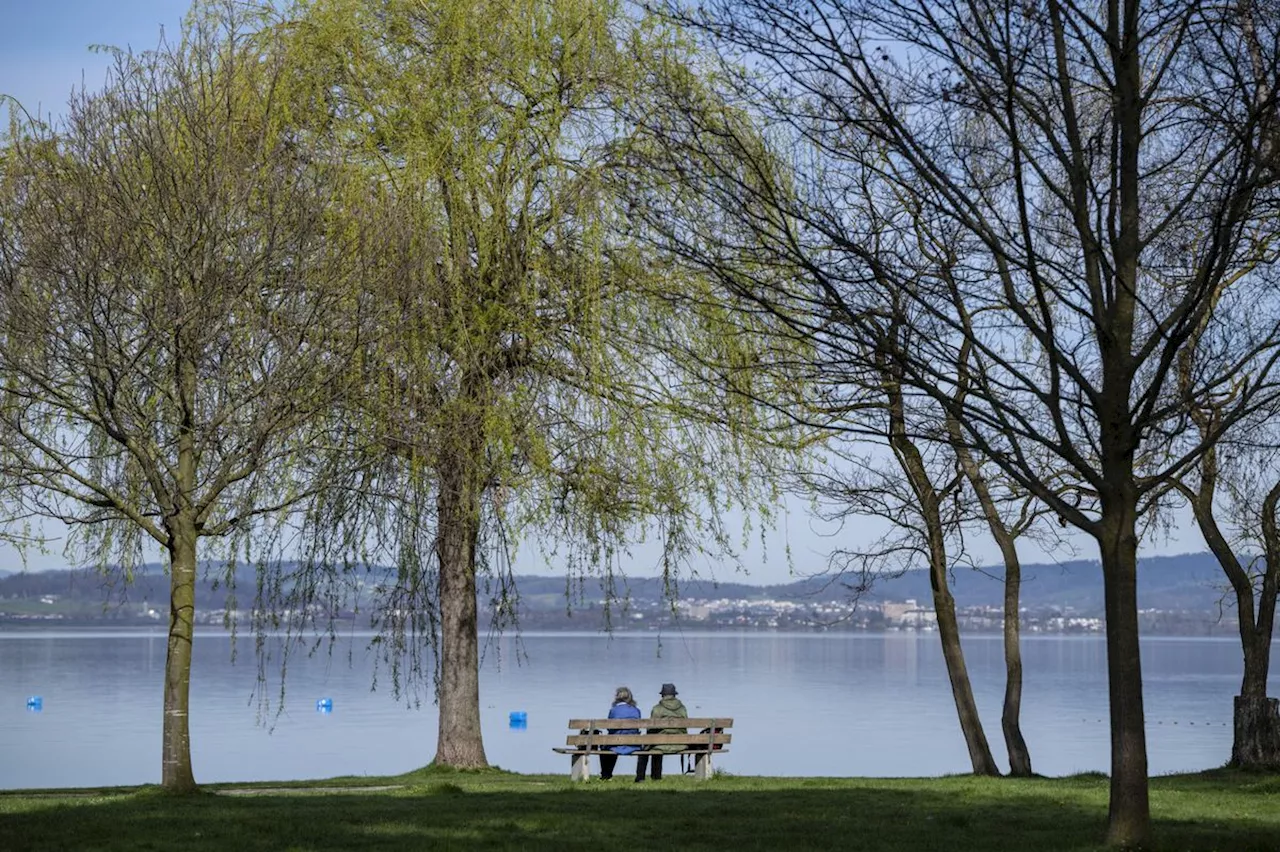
[660, 683, 678, 696]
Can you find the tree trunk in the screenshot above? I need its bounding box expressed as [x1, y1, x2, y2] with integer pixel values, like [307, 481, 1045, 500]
[161, 512, 199, 792]
[1098, 506, 1150, 847]
[1232, 635, 1280, 768]
[1202, 514, 1280, 768]
[1098, 0, 1150, 822]
[929, 546, 1002, 776]
[1000, 546, 1032, 777]
[947, 396, 1032, 776]
[1232, 479, 1280, 768]
[161, 349, 200, 794]
[1233, 696, 1280, 769]
[886, 363, 998, 777]
[1188, 453, 1280, 769]
[433, 440, 489, 769]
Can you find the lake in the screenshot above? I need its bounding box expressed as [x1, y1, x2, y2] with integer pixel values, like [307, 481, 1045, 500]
[0, 629, 1262, 789]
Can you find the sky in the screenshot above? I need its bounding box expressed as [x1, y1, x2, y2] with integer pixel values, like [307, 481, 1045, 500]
[0, 0, 1207, 584]
[0, 0, 189, 120]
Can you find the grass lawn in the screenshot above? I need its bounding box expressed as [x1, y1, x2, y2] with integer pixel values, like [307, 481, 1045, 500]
[1, 767, 1277, 851]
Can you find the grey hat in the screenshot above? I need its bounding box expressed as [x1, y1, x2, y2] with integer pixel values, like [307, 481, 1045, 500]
[660, 683, 678, 696]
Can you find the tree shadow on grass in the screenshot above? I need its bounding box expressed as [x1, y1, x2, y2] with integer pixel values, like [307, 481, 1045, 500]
[0, 779, 1276, 852]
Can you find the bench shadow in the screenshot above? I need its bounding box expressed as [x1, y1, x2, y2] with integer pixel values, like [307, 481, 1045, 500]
[1, 780, 1277, 852]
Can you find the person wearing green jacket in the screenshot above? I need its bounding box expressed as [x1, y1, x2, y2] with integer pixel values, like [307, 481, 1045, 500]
[635, 683, 687, 782]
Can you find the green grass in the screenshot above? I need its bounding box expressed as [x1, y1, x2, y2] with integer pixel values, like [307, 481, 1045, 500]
[1, 767, 1277, 851]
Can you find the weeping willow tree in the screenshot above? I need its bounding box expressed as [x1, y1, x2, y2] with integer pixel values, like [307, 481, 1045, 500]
[273, 0, 800, 768]
[0, 4, 361, 791]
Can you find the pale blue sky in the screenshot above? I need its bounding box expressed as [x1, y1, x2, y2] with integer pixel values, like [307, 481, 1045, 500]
[0, 0, 1204, 583]
[0, 0, 186, 577]
[1, 0, 189, 118]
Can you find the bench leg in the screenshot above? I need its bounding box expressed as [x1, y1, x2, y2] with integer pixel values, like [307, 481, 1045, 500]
[570, 752, 591, 782]
[694, 752, 714, 780]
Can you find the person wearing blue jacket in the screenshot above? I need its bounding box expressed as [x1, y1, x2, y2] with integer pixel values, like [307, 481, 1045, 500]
[598, 686, 641, 780]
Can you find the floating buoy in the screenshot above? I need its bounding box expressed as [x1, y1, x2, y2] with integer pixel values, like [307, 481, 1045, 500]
[26, 696, 42, 712]
[316, 698, 333, 713]
[509, 710, 527, 730]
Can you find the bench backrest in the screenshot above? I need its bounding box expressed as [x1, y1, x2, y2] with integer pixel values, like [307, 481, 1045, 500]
[565, 718, 732, 749]
[567, 718, 733, 729]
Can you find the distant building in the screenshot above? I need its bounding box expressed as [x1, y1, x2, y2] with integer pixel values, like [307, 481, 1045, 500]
[881, 599, 937, 628]
[679, 602, 711, 620]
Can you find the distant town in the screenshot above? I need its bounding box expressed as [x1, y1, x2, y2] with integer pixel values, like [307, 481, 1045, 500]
[0, 553, 1240, 636]
[509, 594, 1231, 636]
[0, 591, 1233, 636]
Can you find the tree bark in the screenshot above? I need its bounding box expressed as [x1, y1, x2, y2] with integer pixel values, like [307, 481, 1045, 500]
[998, 540, 1032, 777]
[1098, 503, 1150, 847]
[1233, 696, 1280, 769]
[927, 540, 1002, 777]
[160, 347, 201, 793]
[161, 519, 198, 792]
[433, 419, 489, 769]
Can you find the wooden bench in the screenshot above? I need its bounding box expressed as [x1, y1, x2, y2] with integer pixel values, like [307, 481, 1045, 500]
[553, 718, 733, 781]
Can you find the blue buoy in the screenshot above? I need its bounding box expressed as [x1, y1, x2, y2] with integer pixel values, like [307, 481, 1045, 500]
[316, 698, 333, 714]
[26, 696, 42, 712]
[509, 710, 527, 730]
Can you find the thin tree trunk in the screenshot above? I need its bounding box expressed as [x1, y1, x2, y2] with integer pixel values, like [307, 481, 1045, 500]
[998, 541, 1032, 776]
[927, 537, 1001, 776]
[886, 363, 999, 776]
[1098, 503, 1150, 847]
[947, 396, 1032, 776]
[1232, 575, 1280, 769]
[433, 426, 489, 769]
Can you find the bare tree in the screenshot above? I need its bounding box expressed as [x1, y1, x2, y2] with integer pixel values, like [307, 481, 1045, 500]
[0, 6, 359, 791]
[636, 0, 1280, 844]
[618, 13, 1061, 779]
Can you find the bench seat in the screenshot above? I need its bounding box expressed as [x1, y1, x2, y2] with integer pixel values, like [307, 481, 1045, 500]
[554, 717, 733, 781]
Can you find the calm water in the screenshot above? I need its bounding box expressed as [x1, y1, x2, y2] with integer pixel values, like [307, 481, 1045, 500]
[0, 630, 1263, 789]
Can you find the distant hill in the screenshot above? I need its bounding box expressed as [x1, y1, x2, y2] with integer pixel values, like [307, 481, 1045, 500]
[802, 552, 1228, 612]
[392, 552, 1240, 615]
[0, 552, 1239, 617]
[506, 552, 1233, 614]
